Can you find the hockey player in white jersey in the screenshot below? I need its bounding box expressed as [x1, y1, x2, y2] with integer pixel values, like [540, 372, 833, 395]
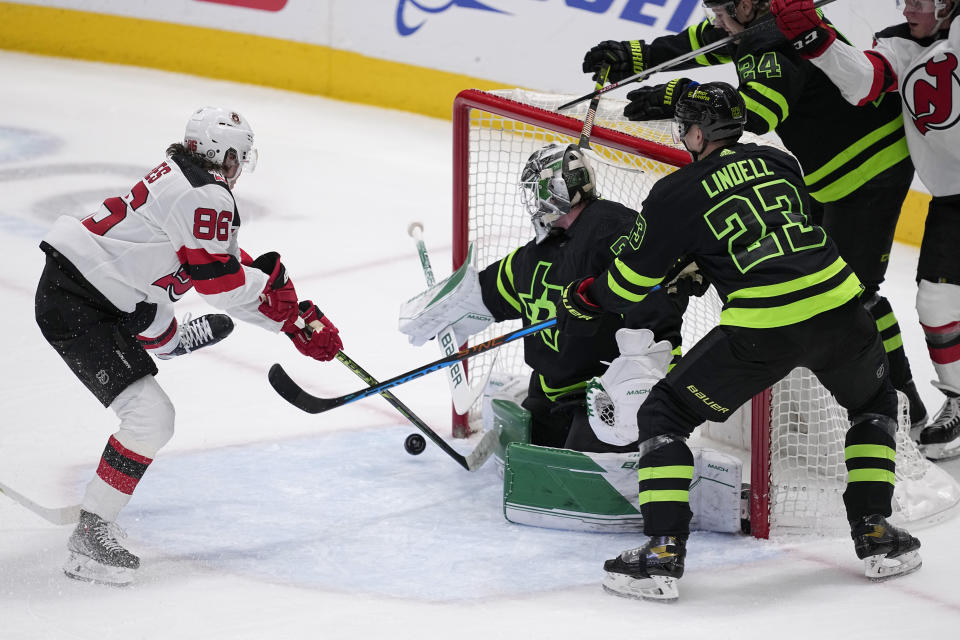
[771, 0, 960, 460]
[35, 107, 343, 585]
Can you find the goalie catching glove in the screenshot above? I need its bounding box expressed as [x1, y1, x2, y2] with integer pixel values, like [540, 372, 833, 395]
[398, 261, 494, 347]
[586, 328, 673, 446]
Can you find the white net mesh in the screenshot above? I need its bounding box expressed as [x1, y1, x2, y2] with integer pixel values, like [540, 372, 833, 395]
[456, 88, 960, 536]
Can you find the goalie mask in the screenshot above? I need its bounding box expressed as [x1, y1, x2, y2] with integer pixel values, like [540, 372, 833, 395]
[519, 143, 597, 244]
[184, 107, 258, 186]
[673, 81, 747, 159]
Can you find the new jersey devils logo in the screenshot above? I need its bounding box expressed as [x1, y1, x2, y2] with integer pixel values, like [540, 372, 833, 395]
[903, 53, 960, 135]
[153, 265, 193, 302]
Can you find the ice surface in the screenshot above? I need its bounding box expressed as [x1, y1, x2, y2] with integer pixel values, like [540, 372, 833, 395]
[1, 51, 959, 639]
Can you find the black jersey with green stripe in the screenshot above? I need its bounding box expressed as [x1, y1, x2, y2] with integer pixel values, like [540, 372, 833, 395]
[478, 199, 684, 398]
[590, 143, 862, 329]
[640, 14, 910, 203]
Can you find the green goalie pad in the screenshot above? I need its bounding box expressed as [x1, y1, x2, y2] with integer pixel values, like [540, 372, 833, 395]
[489, 395, 743, 533]
[502, 443, 743, 533]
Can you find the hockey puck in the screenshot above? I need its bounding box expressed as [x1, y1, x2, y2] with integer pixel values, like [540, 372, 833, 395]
[404, 433, 426, 455]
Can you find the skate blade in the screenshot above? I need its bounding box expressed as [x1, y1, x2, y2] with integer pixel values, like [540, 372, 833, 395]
[863, 550, 922, 582]
[602, 572, 679, 602]
[919, 440, 960, 461]
[63, 552, 135, 587]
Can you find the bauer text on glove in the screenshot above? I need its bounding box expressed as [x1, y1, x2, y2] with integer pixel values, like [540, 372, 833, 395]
[624, 78, 693, 121]
[581, 40, 647, 83]
[557, 277, 604, 336]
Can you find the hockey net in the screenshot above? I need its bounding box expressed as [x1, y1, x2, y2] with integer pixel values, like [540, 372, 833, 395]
[451, 88, 960, 538]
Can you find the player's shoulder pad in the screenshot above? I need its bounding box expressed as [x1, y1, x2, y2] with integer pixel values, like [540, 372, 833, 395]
[874, 23, 914, 43]
[169, 153, 232, 193]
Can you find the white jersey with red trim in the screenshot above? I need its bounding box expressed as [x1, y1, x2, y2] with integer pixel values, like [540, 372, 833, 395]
[42, 153, 279, 331]
[810, 17, 960, 197]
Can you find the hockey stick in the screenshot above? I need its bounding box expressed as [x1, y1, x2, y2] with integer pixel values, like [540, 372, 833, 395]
[558, 0, 840, 111]
[407, 222, 492, 414]
[577, 64, 610, 150]
[269, 318, 556, 414]
[333, 351, 496, 471]
[0, 480, 80, 525]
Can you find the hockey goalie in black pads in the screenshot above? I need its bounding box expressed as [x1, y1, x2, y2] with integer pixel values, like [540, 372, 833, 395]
[399, 142, 696, 453]
[557, 82, 921, 602]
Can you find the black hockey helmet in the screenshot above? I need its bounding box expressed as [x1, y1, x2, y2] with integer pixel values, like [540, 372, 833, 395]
[673, 81, 747, 143]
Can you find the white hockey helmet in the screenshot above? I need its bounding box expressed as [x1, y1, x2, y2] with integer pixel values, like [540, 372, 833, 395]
[183, 107, 258, 176]
[519, 143, 597, 244]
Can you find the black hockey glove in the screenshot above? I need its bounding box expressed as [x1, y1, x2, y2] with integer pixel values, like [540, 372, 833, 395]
[557, 277, 605, 337]
[624, 78, 693, 121]
[582, 40, 647, 83]
[665, 261, 709, 298]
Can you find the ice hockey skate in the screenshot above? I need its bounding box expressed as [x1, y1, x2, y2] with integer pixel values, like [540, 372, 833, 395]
[918, 387, 960, 460]
[851, 514, 921, 581]
[157, 313, 234, 360]
[64, 510, 139, 586]
[601, 536, 685, 602]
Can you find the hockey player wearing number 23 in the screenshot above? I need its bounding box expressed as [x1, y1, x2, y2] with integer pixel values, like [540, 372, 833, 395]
[34, 107, 343, 586]
[581, 0, 929, 431]
[557, 82, 922, 602]
[399, 142, 690, 452]
[771, 0, 960, 462]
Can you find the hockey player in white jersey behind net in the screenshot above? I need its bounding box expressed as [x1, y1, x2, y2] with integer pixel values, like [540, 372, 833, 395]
[34, 107, 343, 586]
[556, 82, 921, 602]
[398, 142, 696, 453]
[770, 1, 960, 462]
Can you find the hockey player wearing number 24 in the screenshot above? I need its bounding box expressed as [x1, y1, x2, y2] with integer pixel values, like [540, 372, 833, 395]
[581, 0, 929, 432]
[398, 142, 693, 452]
[771, 1, 960, 464]
[556, 82, 922, 602]
[34, 107, 343, 586]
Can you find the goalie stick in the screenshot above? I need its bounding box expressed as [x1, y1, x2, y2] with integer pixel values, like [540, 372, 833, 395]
[333, 350, 496, 471]
[558, 0, 840, 111]
[269, 318, 556, 414]
[0, 480, 80, 525]
[407, 222, 491, 415]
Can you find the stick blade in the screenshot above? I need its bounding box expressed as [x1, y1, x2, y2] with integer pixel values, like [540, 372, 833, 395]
[268, 363, 340, 414]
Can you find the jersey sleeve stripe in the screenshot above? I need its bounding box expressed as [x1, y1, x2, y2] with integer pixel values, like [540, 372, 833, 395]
[860, 51, 898, 106]
[176, 246, 246, 294]
[495, 249, 522, 313]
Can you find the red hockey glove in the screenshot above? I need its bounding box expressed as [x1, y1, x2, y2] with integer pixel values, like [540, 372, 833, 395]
[770, 0, 836, 59]
[557, 277, 604, 337]
[250, 251, 300, 332]
[288, 300, 342, 362]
